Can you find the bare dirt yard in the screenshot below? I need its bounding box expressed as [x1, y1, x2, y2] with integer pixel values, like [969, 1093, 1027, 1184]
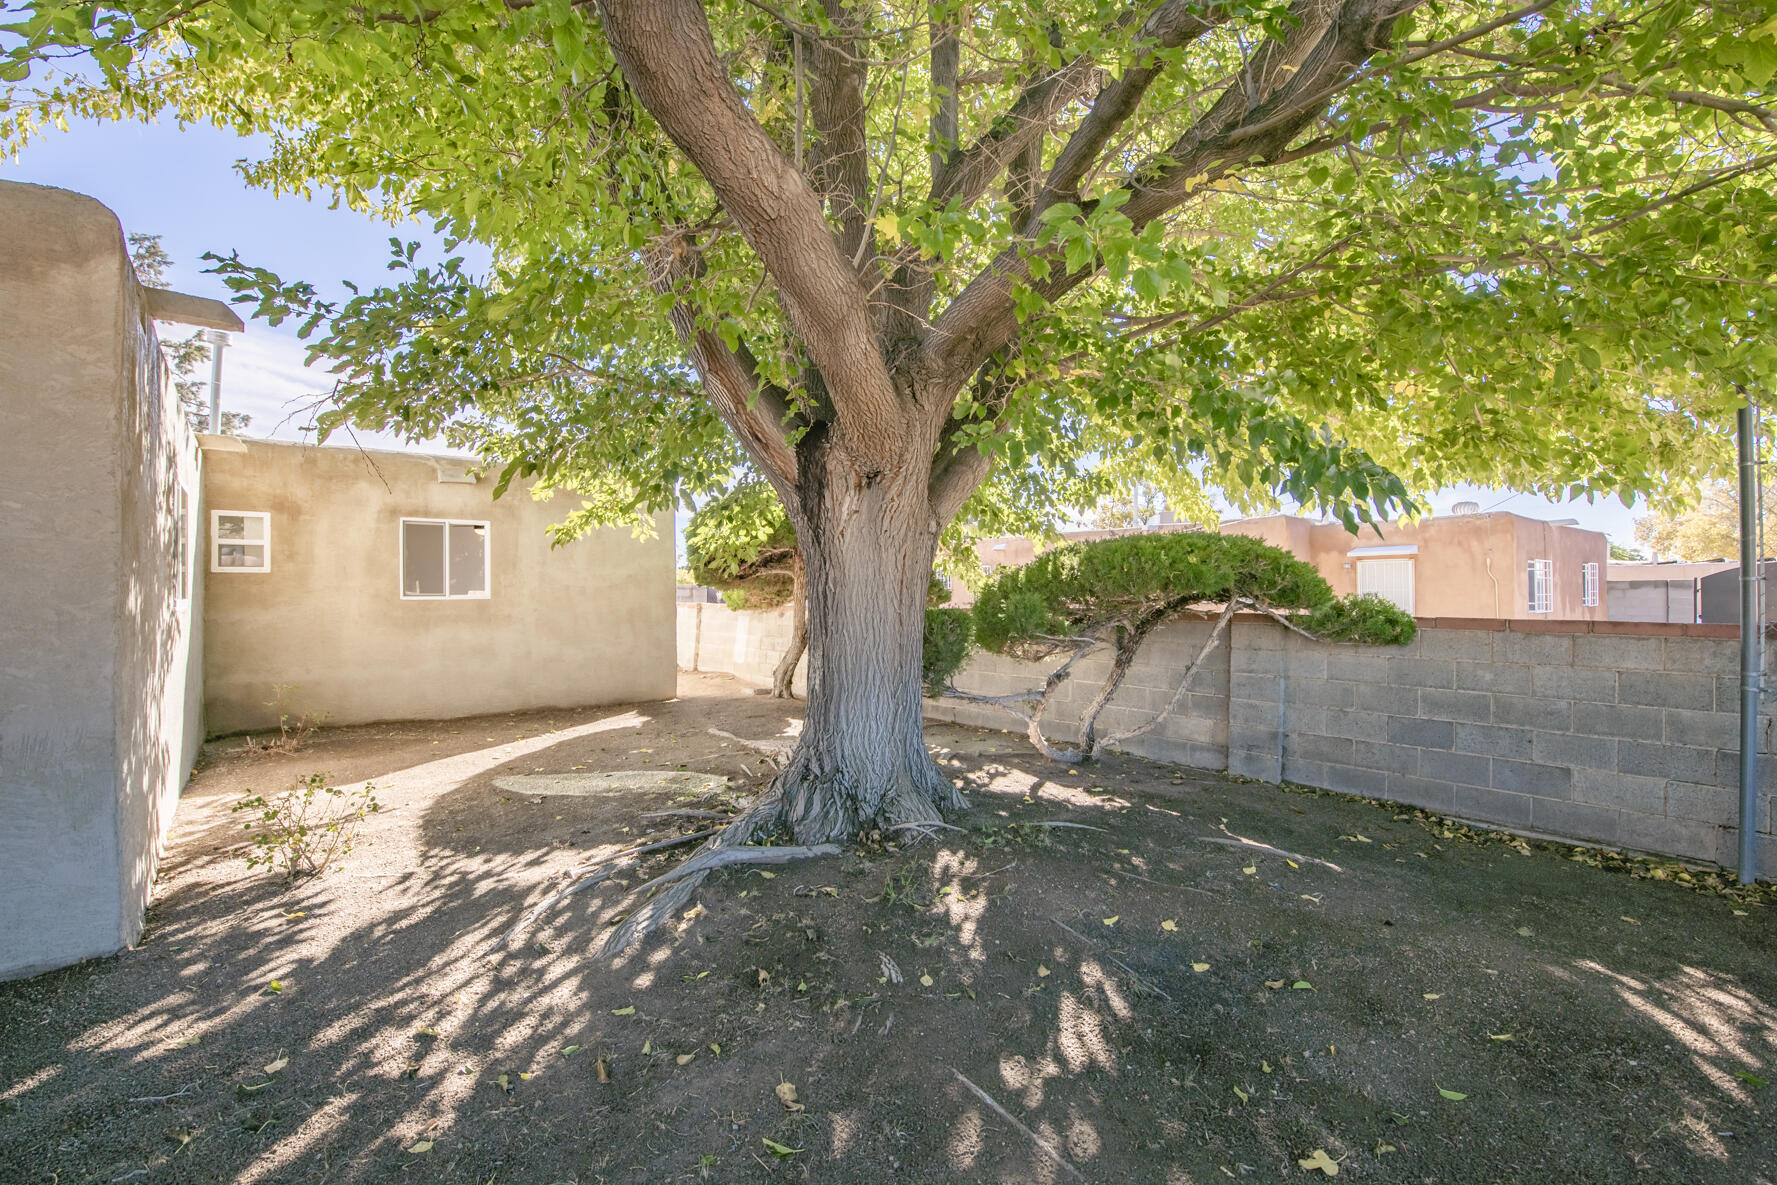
[2, 671, 1773, 1184]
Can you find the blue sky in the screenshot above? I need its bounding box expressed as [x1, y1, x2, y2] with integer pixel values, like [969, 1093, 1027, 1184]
[1, 114, 1653, 547]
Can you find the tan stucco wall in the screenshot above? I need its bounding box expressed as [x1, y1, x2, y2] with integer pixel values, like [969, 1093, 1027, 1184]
[200, 440, 675, 732]
[1223, 512, 1609, 620]
[0, 181, 202, 979]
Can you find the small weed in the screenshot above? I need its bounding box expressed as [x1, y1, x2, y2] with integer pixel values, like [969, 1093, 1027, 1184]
[233, 772, 379, 879]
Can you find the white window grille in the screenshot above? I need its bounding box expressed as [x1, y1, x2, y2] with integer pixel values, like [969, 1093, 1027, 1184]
[211, 510, 270, 572]
[1580, 561, 1600, 608]
[1527, 558, 1554, 613]
[1356, 557, 1415, 614]
[401, 518, 490, 599]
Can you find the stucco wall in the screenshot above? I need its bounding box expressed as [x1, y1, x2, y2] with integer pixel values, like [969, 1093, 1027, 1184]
[926, 617, 1773, 870]
[201, 440, 675, 732]
[0, 181, 202, 979]
[1222, 513, 1608, 620]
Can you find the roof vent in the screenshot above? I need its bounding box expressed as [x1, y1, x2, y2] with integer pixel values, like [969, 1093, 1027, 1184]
[1549, 518, 1579, 527]
[1450, 500, 1481, 515]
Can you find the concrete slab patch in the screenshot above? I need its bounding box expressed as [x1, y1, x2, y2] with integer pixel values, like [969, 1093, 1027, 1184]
[492, 771, 730, 798]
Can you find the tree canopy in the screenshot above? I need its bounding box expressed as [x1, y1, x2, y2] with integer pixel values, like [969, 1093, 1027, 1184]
[7, 0, 1771, 538]
[1634, 477, 1777, 560]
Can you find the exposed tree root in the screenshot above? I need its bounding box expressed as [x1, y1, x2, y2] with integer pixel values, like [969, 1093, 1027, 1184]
[499, 828, 721, 951]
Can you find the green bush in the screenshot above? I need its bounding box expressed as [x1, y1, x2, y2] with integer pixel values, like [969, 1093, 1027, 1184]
[232, 772, 379, 879]
[973, 532, 1335, 656]
[1303, 593, 1417, 645]
[922, 608, 975, 695]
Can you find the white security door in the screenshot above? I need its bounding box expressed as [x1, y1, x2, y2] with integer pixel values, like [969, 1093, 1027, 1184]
[1357, 558, 1415, 614]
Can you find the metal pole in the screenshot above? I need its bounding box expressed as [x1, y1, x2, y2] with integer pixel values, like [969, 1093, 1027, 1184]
[1736, 401, 1761, 884]
[203, 329, 229, 433]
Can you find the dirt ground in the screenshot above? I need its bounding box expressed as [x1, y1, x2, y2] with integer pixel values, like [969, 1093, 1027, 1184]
[2, 671, 1774, 1185]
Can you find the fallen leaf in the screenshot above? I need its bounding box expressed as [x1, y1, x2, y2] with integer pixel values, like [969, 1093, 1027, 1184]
[263, 1052, 288, 1075]
[641, 1039, 652, 1055]
[1438, 1086, 1467, 1101]
[676, 1053, 696, 1065]
[1161, 919, 1178, 932]
[1102, 915, 1119, 926]
[265, 980, 284, 994]
[757, 969, 770, 984]
[1292, 980, 1313, 990]
[1731, 1068, 1769, 1088]
[237, 1082, 268, 1093]
[518, 1072, 533, 1080]
[709, 1043, 721, 1055]
[1192, 962, 1210, 973]
[1376, 1143, 1397, 1154]
[758, 871, 776, 879]
[1037, 964, 1052, 977]
[1297, 1148, 1339, 1176]
[919, 973, 934, 987]
[1242, 865, 1257, 875]
[762, 1137, 802, 1156]
[775, 1081, 805, 1112]
[282, 911, 306, 919]
[1489, 1033, 1513, 1041]
[496, 1073, 511, 1093]
[1620, 916, 1640, 925]
[1423, 993, 1441, 1000]
[1733, 909, 1749, 917]
[1261, 1060, 1272, 1073]
[1265, 979, 1287, 989]
[1286, 859, 1299, 869]
[595, 1057, 609, 1083]
[1515, 926, 1533, 937]
[611, 1006, 636, 1016]
[1232, 1085, 1249, 1103]
[407, 1140, 433, 1154]
[561, 1045, 580, 1057]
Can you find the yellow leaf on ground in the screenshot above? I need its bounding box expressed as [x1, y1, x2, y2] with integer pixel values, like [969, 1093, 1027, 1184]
[1037, 964, 1051, 977]
[1298, 1148, 1339, 1175]
[1423, 993, 1441, 1000]
[1489, 1033, 1513, 1041]
[1192, 962, 1210, 973]
[496, 1073, 510, 1093]
[407, 1140, 433, 1154]
[1102, 916, 1119, 926]
[1620, 916, 1640, 925]
[263, 1053, 288, 1075]
[758, 871, 775, 879]
[776, 1081, 805, 1112]
[611, 1006, 636, 1016]
[1233, 1085, 1249, 1102]
[1438, 1086, 1467, 1101]
[676, 1053, 696, 1065]
[1265, 979, 1286, 989]
[919, 973, 934, 987]
[1242, 866, 1257, 875]
[519, 1072, 533, 1080]
[1161, 919, 1178, 931]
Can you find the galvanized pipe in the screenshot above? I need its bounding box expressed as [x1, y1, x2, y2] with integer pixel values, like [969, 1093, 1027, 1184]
[1737, 401, 1761, 884]
[202, 328, 229, 434]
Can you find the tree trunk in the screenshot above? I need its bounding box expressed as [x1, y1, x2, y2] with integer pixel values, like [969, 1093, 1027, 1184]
[772, 433, 964, 843]
[770, 556, 807, 699]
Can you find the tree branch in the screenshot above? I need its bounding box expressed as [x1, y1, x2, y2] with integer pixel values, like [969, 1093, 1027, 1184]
[598, 0, 907, 467]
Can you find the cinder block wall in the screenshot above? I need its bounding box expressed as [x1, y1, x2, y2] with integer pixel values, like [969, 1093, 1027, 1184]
[926, 616, 1774, 870]
[677, 601, 807, 694]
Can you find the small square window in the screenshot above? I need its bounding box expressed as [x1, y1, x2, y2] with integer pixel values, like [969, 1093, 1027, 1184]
[401, 518, 489, 599]
[1527, 558, 1553, 613]
[211, 510, 270, 572]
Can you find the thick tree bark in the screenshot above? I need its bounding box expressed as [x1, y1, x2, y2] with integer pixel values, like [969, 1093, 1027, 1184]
[771, 428, 965, 843]
[771, 556, 807, 699]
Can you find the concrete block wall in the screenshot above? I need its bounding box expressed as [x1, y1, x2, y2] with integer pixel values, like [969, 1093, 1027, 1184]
[677, 601, 807, 694]
[925, 615, 1774, 870]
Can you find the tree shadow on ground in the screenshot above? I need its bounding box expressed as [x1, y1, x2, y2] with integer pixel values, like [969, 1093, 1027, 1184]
[1, 675, 1772, 1184]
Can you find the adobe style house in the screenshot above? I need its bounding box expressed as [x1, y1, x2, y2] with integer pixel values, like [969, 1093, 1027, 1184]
[0, 181, 674, 979]
[1219, 509, 1609, 619]
[950, 508, 1609, 620]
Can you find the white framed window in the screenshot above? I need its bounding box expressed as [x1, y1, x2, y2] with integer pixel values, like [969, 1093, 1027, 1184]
[401, 518, 490, 599]
[1580, 561, 1600, 608]
[1527, 558, 1553, 613]
[1357, 557, 1415, 614]
[211, 510, 270, 572]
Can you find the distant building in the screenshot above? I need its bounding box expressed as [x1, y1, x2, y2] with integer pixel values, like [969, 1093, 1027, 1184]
[953, 507, 1610, 620]
[1605, 560, 1734, 624]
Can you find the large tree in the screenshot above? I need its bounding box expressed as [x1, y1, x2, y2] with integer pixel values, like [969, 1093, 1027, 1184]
[8, 0, 1774, 846]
